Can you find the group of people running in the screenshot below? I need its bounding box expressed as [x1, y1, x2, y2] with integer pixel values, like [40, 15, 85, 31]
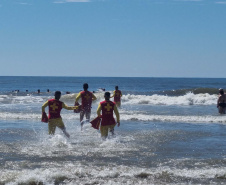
[41, 83, 122, 139]
[41, 85, 226, 139]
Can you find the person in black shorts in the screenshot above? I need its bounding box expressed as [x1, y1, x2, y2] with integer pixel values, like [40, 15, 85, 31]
[217, 88, 226, 114]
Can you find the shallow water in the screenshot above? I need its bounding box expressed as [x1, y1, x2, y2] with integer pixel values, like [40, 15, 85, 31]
[0, 76, 226, 184]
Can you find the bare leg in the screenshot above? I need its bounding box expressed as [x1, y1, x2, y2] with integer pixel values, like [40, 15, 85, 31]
[109, 128, 115, 136]
[61, 127, 70, 138]
[48, 121, 56, 135]
[218, 107, 225, 114]
[80, 111, 85, 122]
[85, 111, 91, 122]
[116, 102, 121, 108]
[80, 111, 85, 130]
[100, 126, 108, 140]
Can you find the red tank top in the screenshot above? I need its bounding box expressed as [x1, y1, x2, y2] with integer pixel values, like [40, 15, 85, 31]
[114, 90, 121, 102]
[100, 100, 116, 126]
[81, 91, 93, 111]
[48, 99, 63, 119]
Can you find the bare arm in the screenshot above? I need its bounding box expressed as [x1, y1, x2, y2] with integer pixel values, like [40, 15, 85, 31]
[217, 97, 220, 107]
[92, 93, 97, 101]
[97, 103, 102, 117]
[62, 102, 78, 110]
[114, 104, 120, 126]
[75, 92, 81, 103]
[42, 101, 48, 113]
[110, 90, 115, 98]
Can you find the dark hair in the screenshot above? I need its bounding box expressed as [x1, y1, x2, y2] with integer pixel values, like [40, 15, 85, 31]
[54, 91, 61, 99]
[55, 91, 61, 96]
[115, 86, 118, 90]
[104, 92, 110, 98]
[83, 83, 89, 90]
[219, 88, 224, 95]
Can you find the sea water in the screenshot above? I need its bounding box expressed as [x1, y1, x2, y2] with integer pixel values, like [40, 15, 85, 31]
[0, 76, 226, 184]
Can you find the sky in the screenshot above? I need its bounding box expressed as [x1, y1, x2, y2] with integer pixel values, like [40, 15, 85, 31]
[0, 0, 226, 78]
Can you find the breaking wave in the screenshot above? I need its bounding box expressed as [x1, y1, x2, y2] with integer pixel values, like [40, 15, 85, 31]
[0, 92, 218, 106]
[161, 88, 219, 96]
[122, 93, 217, 106]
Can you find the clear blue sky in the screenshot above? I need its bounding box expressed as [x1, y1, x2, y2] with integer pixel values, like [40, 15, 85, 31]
[0, 0, 226, 77]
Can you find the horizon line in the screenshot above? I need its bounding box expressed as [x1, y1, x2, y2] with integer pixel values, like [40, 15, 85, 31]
[0, 75, 226, 79]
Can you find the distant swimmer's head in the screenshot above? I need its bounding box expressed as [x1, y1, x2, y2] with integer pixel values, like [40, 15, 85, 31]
[219, 88, 224, 95]
[83, 83, 89, 90]
[55, 91, 61, 100]
[115, 86, 118, 90]
[104, 92, 111, 100]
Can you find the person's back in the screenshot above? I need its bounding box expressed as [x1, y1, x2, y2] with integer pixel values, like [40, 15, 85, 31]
[114, 90, 122, 102]
[75, 83, 97, 130]
[100, 100, 116, 126]
[97, 92, 120, 139]
[47, 99, 63, 119]
[112, 86, 122, 107]
[80, 90, 93, 111]
[219, 94, 226, 103]
[42, 91, 77, 137]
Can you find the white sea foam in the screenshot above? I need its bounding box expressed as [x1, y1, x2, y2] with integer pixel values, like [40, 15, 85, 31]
[0, 94, 46, 105]
[1, 162, 225, 185]
[60, 91, 106, 101]
[0, 111, 225, 124]
[0, 92, 222, 124]
[19, 127, 136, 158]
[0, 112, 82, 123]
[0, 92, 218, 106]
[121, 113, 226, 123]
[122, 93, 217, 106]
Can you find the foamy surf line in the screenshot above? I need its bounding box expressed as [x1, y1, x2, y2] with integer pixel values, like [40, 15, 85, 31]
[0, 112, 80, 121]
[0, 163, 225, 185]
[0, 92, 217, 106]
[122, 114, 226, 123]
[122, 93, 217, 105]
[0, 112, 226, 124]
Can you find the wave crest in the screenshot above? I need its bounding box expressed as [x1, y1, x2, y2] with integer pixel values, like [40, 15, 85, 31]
[122, 93, 217, 106]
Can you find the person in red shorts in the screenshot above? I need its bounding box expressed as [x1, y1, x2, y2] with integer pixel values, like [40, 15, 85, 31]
[42, 91, 77, 138]
[75, 83, 97, 130]
[97, 92, 120, 139]
[111, 86, 122, 107]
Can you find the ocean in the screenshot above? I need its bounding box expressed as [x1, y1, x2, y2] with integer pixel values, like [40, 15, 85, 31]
[0, 76, 226, 185]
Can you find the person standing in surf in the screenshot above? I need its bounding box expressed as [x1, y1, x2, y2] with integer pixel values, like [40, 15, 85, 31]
[217, 88, 226, 114]
[75, 83, 97, 130]
[97, 92, 120, 139]
[42, 91, 78, 138]
[111, 86, 122, 107]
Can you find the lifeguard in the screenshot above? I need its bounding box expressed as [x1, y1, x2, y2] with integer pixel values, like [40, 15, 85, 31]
[75, 83, 97, 130]
[42, 91, 78, 138]
[97, 92, 120, 139]
[111, 86, 122, 107]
